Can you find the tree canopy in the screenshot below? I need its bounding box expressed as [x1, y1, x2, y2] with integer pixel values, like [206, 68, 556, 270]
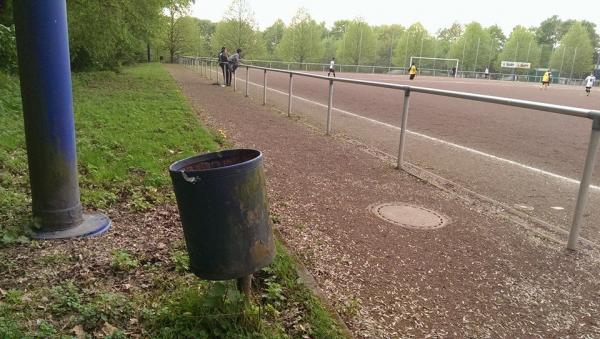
[211, 0, 266, 58]
[337, 19, 376, 65]
[498, 26, 541, 72]
[0, 3, 599, 78]
[275, 9, 323, 63]
[550, 22, 594, 77]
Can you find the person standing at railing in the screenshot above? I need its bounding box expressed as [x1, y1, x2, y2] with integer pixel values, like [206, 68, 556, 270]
[584, 73, 596, 96]
[328, 57, 336, 77]
[540, 69, 551, 90]
[227, 48, 242, 86]
[484, 67, 489, 79]
[218, 47, 230, 87]
[409, 63, 418, 80]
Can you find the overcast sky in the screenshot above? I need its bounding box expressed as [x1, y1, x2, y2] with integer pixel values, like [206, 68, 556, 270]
[191, 0, 600, 35]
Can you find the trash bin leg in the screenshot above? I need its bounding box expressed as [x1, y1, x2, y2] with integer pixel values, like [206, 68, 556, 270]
[237, 275, 252, 298]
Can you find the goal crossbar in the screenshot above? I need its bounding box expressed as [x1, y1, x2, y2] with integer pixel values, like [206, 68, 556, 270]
[409, 57, 459, 62]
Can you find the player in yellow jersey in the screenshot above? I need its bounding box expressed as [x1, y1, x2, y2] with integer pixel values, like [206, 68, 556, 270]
[540, 69, 551, 90]
[409, 63, 418, 80]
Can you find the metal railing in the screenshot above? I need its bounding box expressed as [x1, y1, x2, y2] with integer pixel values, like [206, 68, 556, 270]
[179, 56, 600, 251]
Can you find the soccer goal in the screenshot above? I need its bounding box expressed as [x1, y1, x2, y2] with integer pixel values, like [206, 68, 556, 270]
[409, 57, 460, 78]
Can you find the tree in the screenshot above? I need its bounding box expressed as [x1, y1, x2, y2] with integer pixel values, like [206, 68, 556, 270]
[275, 9, 323, 63]
[0, 0, 15, 73]
[486, 25, 506, 71]
[0, 24, 16, 73]
[196, 19, 217, 56]
[263, 19, 285, 58]
[448, 22, 492, 72]
[535, 15, 561, 66]
[437, 22, 463, 44]
[337, 19, 376, 65]
[550, 22, 594, 78]
[498, 25, 541, 72]
[330, 20, 352, 41]
[434, 23, 463, 65]
[211, 0, 266, 59]
[68, 0, 167, 70]
[172, 16, 205, 56]
[373, 24, 404, 67]
[164, 0, 195, 63]
[0, 0, 13, 26]
[392, 23, 434, 68]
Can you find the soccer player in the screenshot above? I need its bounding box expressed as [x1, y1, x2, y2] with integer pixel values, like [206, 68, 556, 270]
[540, 69, 551, 90]
[409, 63, 418, 80]
[584, 73, 596, 96]
[328, 57, 336, 77]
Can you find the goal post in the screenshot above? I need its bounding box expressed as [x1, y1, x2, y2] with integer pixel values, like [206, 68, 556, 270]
[409, 57, 460, 78]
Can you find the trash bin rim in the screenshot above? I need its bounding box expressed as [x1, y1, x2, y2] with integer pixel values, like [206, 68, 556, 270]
[169, 149, 262, 175]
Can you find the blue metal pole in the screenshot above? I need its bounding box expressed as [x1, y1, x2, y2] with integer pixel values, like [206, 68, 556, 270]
[13, 0, 110, 239]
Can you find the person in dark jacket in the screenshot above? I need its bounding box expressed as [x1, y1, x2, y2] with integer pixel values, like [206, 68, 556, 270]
[218, 47, 229, 87]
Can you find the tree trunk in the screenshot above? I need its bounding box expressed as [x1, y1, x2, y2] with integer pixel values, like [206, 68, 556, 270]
[147, 42, 151, 62]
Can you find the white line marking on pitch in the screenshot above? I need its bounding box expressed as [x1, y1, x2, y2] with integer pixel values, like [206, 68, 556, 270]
[220, 71, 600, 191]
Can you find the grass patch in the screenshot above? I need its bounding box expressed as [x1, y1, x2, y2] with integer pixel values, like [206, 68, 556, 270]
[0, 64, 219, 244]
[0, 64, 345, 337]
[143, 240, 343, 338]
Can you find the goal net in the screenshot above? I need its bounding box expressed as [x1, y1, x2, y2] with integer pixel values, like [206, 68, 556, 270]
[409, 57, 459, 77]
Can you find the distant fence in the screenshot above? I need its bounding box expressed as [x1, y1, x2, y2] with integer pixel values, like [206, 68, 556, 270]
[180, 55, 600, 252]
[211, 58, 592, 86]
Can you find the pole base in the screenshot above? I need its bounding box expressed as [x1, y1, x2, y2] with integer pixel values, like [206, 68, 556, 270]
[33, 213, 111, 240]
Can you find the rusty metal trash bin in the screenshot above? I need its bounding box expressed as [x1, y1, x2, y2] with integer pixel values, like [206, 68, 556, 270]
[169, 149, 275, 285]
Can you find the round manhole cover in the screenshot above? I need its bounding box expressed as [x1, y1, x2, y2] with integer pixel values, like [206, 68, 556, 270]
[369, 203, 449, 230]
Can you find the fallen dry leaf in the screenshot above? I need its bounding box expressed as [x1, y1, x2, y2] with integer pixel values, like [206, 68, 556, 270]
[71, 325, 85, 339]
[102, 322, 118, 336]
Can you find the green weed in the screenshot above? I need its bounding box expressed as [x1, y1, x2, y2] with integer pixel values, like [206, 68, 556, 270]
[110, 250, 140, 271]
[170, 249, 190, 273]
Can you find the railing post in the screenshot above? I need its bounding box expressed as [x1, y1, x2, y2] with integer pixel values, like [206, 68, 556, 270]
[567, 117, 600, 250]
[326, 79, 334, 135]
[216, 61, 221, 85]
[397, 89, 411, 169]
[263, 69, 267, 105]
[245, 66, 249, 97]
[233, 71, 237, 92]
[208, 60, 212, 80]
[288, 73, 293, 117]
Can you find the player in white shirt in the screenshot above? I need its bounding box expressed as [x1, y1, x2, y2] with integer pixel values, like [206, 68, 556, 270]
[328, 57, 336, 77]
[584, 73, 596, 96]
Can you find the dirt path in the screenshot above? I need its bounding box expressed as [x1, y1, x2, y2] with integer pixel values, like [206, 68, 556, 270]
[166, 64, 600, 338]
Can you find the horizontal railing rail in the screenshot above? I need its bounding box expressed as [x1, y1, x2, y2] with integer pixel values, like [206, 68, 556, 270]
[179, 55, 600, 251]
